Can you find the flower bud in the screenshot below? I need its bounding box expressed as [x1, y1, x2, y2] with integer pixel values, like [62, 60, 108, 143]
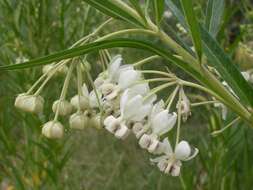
[114, 125, 130, 140]
[70, 95, 89, 110]
[15, 93, 44, 113]
[90, 115, 102, 129]
[52, 100, 72, 116]
[69, 112, 88, 130]
[42, 64, 68, 76]
[42, 121, 64, 139]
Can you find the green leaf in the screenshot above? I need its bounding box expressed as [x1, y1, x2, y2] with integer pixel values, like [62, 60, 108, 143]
[166, 0, 253, 106]
[0, 38, 203, 82]
[128, 0, 147, 23]
[83, 0, 145, 27]
[152, 0, 165, 27]
[180, 0, 202, 63]
[201, 26, 253, 106]
[205, 0, 225, 37]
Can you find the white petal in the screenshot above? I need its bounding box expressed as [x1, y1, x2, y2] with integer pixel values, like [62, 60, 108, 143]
[82, 83, 89, 97]
[175, 141, 191, 160]
[144, 94, 157, 105]
[131, 104, 152, 122]
[120, 89, 130, 114]
[108, 55, 122, 82]
[129, 83, 150, 96]
[161, 138, 173, 155]
[121, 95, 143, 120]
[89, 90, 102, 108]
[150, 100, 165, 119]
[151, 111, 176, 135]
[150, 155, 168, 163]
[118, 70, 141, 90]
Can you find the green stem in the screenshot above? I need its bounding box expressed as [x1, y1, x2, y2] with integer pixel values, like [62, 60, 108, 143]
[143, 81, 177, 101]
[211, 117, 241, 137]
[166, 85, 180, 111]
[133, 55, 160, 67]
[140, 70, 174, 78]
[191, 101, 217, 107]
[54, 63, 74, 121]
[175, 86, 183, 147]
[76, 63, 83, 112]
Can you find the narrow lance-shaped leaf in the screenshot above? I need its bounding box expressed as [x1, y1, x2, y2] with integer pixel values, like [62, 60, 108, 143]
[205, 0, 225, 38]
[83, 0, 146, 27]
[180, 0, 202, 63]
[166, 0, 253, 106]
[153, 0, 165, 27]
[128, 0, 147, 24]
[0, 39, 202, 81]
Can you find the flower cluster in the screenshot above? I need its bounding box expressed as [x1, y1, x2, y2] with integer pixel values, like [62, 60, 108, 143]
[14, 55, 199, 176]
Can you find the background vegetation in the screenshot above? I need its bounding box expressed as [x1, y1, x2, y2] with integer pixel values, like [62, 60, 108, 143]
[1, 0, 253, 189]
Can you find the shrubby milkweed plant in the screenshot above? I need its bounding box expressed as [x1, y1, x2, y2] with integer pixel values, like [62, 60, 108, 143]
[1, 0, 253, 177]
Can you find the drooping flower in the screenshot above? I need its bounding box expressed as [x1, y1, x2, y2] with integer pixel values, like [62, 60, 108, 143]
[138, 100, 177, 154]
[104, 89, 152, 139]
[104, 115, 130, 139]
[151, 138, 198, 176]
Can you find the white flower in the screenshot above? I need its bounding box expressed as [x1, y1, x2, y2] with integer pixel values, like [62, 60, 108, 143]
[151, 138, 198, 176]
[15, 93, 44, 114]
[104, 115, 130, 140]
[69, 112, 89, 130]
[135, 100, 177, 154]
[42, 121, 64, 139]
[139, 134, 164, 154]
[150, 101, 177, 136]
[52, 100, 73, 116]
[120, 89, 152, 122]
